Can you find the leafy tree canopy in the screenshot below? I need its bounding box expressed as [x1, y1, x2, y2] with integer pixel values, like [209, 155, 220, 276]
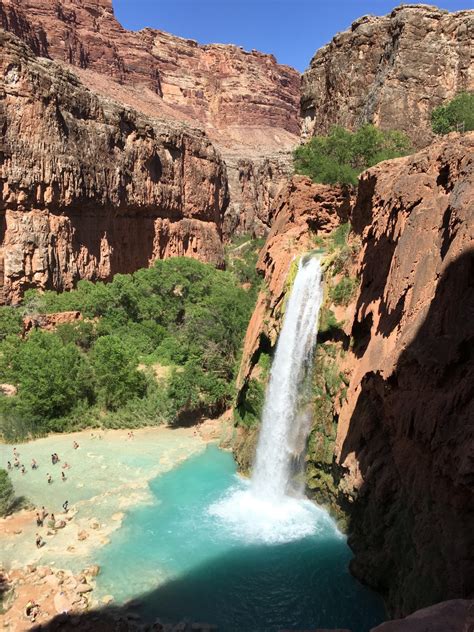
[431, 92, 474, 135]
[293, 125, 411, 186]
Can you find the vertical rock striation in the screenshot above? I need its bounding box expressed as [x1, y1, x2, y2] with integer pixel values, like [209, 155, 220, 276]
[0, 31, 227, 303]
[337, 132, 474, 616]
[0, 0, 301, 235]
[301, 5, 473, 148]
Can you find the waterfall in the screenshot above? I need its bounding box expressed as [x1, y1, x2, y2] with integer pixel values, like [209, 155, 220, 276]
[209, 256, 333, 544]
[252, 256, 323, 499]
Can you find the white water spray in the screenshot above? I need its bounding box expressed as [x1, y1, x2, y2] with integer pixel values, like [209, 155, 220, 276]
[210, 257, 335, 544]
[252, 256, 323, 499]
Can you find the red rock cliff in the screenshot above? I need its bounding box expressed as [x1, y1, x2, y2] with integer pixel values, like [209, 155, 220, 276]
[336, 133, 474, 616]
[236, 133, 474, 616]
[301, 5, 473, 148]
[0, 0, 301, 235]
[0, 31, 227, 303]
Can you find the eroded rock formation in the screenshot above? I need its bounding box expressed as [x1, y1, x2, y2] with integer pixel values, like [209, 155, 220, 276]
[0, 31, 227, 303]
[0, 0, 301, 234]
[237, 175, 352, 391]
[236, 134, 474, 616]
[337, 133, 474, 616]
[302, 5, 473, 148]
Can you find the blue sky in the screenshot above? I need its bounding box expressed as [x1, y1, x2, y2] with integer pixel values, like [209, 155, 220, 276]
[113, 0, 471, 72]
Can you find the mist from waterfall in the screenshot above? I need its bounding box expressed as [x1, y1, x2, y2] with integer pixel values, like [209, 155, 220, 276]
[210, 256, 331, 544]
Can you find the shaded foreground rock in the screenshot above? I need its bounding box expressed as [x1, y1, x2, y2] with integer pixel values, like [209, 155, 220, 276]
[302, 5, 473, 148]
[0, 31, 227, 303]
[337, 133, 474, 615]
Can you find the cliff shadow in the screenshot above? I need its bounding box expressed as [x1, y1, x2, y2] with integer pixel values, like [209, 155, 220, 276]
[340, 249, 474, 617]
[29, 536, 384, 632]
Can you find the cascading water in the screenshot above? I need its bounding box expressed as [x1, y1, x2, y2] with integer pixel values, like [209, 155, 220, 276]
[252, 256, 323, 499]
[210, 256, 335, 544]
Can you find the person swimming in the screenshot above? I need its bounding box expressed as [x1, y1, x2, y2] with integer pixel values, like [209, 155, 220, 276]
[21, 465, 26, 475]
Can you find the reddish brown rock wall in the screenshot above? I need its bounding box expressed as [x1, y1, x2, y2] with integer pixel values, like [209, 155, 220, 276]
[336, 133, 474, 615]
[237, 175, 352, 388]
[0, 31, 227, 303]
[236, 134, 474, 617]
[0, 0, 301, 151]
[302, 5, 473, 148]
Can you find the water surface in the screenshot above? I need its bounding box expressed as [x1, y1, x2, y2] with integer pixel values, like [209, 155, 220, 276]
[96, 445, 385, 632]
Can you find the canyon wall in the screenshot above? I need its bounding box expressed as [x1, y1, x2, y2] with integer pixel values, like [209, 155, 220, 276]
[0, 31, 227, 303]
[236, 133, 474, 616]
[301, 5, 473, 148]
[0, 0, 301, 236]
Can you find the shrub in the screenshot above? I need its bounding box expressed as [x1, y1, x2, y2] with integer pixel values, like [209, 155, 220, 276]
[235, 378, 265, 428]
[0, 469, 15, 517]
[0, 308, 22, 340]
[431, 92, 474, 135]
[294, 125, 411, 186]
[8, 331, 95, 426]
[91, 335, 146, 411]
[331, 277, 358, 306]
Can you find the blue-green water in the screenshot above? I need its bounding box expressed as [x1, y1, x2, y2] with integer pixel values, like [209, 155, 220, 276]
[96, 446, 384, 631]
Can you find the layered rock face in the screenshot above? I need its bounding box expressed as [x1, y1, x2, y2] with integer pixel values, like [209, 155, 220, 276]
[0, 0, 301, 235]
[337, 133, 474, 615]
[237, 175, 352, 390]
[302, 5, 473, 148]
[236, 134, 474, 616]
[0, 31, 227, 303]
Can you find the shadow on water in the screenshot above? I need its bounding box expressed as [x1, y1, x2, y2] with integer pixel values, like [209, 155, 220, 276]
[33, 537, 383, 631]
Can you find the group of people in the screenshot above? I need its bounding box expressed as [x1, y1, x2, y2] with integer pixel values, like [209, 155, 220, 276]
[5, 444, 79, 551]
[35, 500, 70, 548]
[7, 443, 78, 485]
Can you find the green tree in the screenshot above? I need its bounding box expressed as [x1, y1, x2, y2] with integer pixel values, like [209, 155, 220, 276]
[0, 469, 15, 517]
[431, 92, 474, 135]
[9, 332, 94, 427]
[294, 125, 411, 186]
[0, 307, 23, 340]
[91, 335, 146, 410]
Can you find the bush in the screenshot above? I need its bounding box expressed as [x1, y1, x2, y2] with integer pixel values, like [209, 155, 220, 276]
[91, 335, 146, 411]
[331, 277, 358, 306]
[431, 92, 474, 135]
[0, 307, 22, 340]
[0, 469, 15, 517]
[294, 125, 411, 186]
[7, 331, 94, 426]
[235, 378, 265, 428]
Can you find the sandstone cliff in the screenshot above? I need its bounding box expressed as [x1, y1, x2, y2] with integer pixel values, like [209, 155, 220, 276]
[301, 5, 473, 148]
[337, 132, 474, 616]
[236, 133, 474, 616]
[0, 31, 227, 303]
[0, 0, 301, 235]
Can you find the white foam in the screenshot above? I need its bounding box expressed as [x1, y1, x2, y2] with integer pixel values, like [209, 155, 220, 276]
[208, 479, 340, 545]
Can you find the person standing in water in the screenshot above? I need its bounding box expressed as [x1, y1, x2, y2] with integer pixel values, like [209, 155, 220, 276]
[47, 473, 52, 484]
